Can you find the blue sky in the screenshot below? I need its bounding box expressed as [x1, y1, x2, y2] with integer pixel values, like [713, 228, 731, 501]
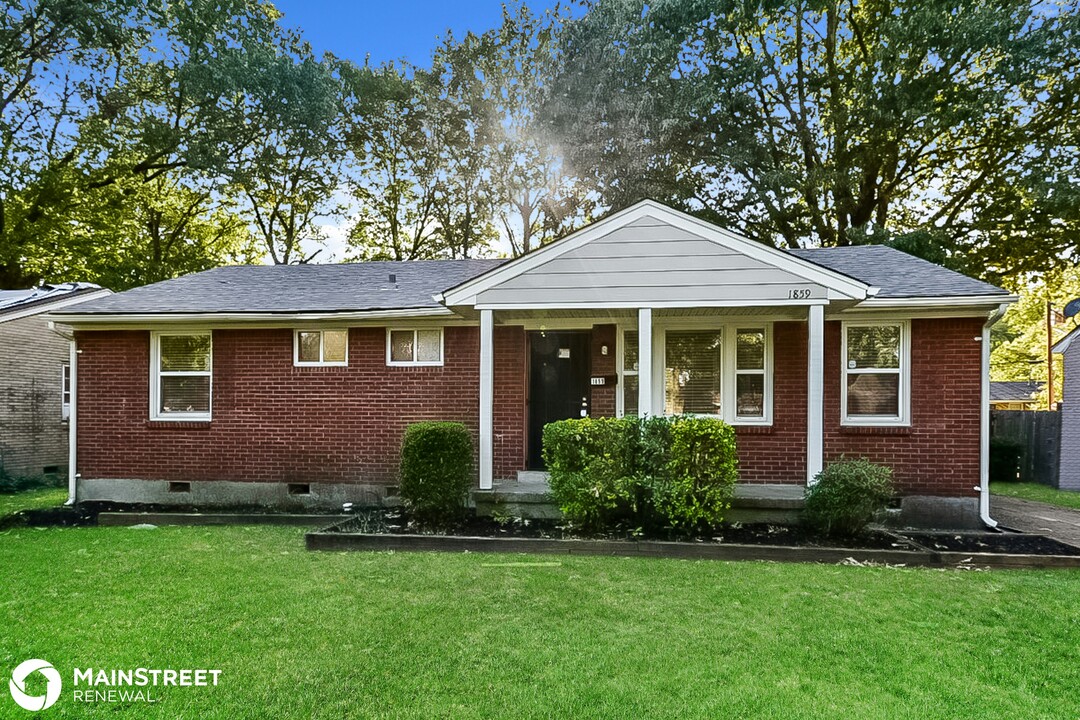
[272, 0, 518, 65]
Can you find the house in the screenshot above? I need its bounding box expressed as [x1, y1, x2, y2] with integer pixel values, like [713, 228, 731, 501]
[1053, 327, 1080, 490]
[989, 381, 1043, 411]
[51, 201, 1015, 525]
[0, 282, 111, 480]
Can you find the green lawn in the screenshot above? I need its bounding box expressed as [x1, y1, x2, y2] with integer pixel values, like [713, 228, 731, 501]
[2, 525, 1079, 719]
[990, 482, 1080, 510]
[0, 486, 67, 518]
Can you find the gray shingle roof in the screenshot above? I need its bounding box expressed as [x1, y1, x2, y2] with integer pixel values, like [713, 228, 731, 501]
[990, 381, 1043, 402]
[63, 243, 1008, 317]
[64, 260, 505, 315]
[788, 245, 1009, 298]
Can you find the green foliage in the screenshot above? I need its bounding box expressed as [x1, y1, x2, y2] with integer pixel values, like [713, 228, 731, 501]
[804, 458, 894, 537]
[543, 415, 738, 533]
[546, 0, 1080, 281]
[399, 422, 474, 526]
[654, 417, 739, 532]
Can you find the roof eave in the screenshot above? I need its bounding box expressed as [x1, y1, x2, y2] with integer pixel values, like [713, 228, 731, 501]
[49, 306, 456, 326]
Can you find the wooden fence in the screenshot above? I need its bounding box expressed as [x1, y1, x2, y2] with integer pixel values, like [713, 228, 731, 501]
[990, 410, 1061, 486]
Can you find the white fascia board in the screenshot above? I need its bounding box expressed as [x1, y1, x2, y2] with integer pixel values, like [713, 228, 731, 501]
[0, 289, 113, 325]
[440, 200, 872, 306]
[474, 298, 831, 311]
[1053, 325, 1080, 354]
[851, 294, 1018, 309]
[49, 306, 456, 327]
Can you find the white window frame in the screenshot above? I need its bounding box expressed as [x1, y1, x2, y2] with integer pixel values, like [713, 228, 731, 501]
[386, 327, 445, 367]
[841, 319, 911, 427]
[293, 329, 349, 367]
[616, 329, 640, 418]
[618, 321, 773, 426]
[61, 364, 71, 421]
[150, 330, 213, 422]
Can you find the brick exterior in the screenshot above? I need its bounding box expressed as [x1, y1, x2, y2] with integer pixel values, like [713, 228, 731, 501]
[1059, 343, 1080, 490]
[76, 317, 984, 497]
[0, 312, 70, 477]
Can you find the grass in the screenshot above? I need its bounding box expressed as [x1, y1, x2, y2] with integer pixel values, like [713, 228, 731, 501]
[990, 482, 1080, 510]
[2, 525, 1080, 718]
[0, 486, 67, 518]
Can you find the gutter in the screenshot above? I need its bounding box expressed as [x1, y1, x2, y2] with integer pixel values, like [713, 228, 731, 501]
[979, 303, 1012, 528]
[66, 337, 78, 506]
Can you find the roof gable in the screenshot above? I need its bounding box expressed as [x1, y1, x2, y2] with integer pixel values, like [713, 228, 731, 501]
[440, 201, 872, 307]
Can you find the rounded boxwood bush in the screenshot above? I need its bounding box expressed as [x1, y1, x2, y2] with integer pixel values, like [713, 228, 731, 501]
[654, 416, 738, 532]
[804, 458, 893, 537]
[399, 421, 473, 526]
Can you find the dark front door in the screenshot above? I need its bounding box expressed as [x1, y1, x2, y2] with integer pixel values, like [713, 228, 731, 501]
[527, 331, 592, 469]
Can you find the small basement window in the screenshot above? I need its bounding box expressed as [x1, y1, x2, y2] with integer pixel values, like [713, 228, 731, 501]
[294, 329, 348, 366]
[168, 481, 191, 493]
[288, 483, 311, 496]
[387, 328, 443, 366]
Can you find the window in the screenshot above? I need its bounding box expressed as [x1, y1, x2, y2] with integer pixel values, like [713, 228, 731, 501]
[734, 329, 766, 420]
[842, 321, 909, 425]
[621, 331, 640, 416]
[294, 329, 348, 366]
[61, 364, 71, 421]
[665, 330, 724, 416]
[387, 328, 443, 366]
[151, 332, 212, 421]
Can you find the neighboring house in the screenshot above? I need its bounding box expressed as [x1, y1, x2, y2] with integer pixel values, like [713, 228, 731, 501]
[1053, 327, 1080, 490]
[0, 283, 111, 479]
[52, 201, 1016, 524]
[989, 381, 1043, 411]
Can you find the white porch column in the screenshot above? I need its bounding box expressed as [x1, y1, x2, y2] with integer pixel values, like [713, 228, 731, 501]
[806, 304, 825, 485]
[638, 308, 653, 417]
[479, 309, 494, 490]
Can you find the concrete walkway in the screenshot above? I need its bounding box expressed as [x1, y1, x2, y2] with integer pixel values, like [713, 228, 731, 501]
[991, 496, 1080, 548]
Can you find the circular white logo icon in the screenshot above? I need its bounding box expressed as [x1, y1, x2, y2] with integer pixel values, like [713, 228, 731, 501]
[9, 659, 61, 711]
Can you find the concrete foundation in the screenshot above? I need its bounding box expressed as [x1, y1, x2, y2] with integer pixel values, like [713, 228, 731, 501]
[76, 478, 391, 511]
[897, 495, 983, 530]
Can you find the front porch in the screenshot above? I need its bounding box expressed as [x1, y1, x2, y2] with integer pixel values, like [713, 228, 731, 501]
[473, 473, 805, 524]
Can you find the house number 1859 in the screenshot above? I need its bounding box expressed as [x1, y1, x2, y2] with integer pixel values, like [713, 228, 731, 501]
[788, 288, 813, 299]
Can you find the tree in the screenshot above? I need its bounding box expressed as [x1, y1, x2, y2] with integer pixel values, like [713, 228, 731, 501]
[546, 0, 1080, 282]
[341, 62, 445, 261]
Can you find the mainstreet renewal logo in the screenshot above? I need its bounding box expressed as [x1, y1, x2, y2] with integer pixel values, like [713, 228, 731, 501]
[8, 660, 222, 710]
[9, 659, 61, 711]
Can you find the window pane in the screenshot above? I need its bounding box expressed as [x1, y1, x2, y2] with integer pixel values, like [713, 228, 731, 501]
[623, 331, 639, 371]
[160, 335, 210, 371]
[323, 330, 347, 362]
[623, 374, 639, 417]
[846, 373, 900, 417]
[665, 331, 722, 415]
[298, 332, 321, 363]
[736, 374, 765, 417]
[847, 325, 900, 369]
[416, 330, 441, 362]
[160, 376, 210, 414]
[390, 330, 414, 362]
[736, 329, 765, 370]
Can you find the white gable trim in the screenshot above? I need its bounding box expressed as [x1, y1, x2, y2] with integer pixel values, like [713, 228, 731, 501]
[438, 200, 873, 306]
[1053, 324, 1080, 354]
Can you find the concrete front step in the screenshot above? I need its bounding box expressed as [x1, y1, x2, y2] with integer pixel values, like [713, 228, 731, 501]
[473, 481, 806, 523]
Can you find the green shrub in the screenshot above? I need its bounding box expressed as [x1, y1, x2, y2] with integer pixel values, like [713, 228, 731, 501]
[399, 421, 474, 526]
[542, 417, 638, 530]
[804, 458, 894, 537]
[543, 415, 738, 533]
[654, 416, 738, 531]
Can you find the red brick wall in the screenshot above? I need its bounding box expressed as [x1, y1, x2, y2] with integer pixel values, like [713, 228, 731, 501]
[76, 326, 526, 486]
[590, 324, 617, 417]
[76, 317, 983, 496]
[823, 318, 983, 497]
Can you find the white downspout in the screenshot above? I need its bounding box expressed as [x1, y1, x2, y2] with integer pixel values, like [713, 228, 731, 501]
[979, 304, 1011, 528]
[66, 337, 77, 506]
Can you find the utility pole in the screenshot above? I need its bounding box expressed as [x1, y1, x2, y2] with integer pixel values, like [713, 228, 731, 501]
[1048, 300, 1055, 410]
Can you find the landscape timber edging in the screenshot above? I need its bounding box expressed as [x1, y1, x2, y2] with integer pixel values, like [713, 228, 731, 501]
[304, 527, 1080, 569]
